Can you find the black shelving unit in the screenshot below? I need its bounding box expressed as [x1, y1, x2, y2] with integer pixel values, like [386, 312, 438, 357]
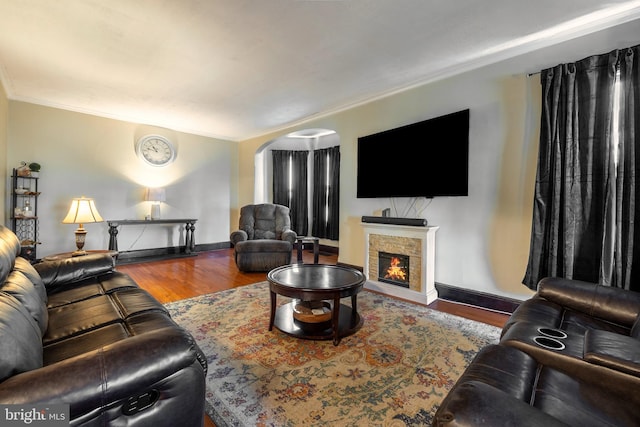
[10, 168, 40, 261]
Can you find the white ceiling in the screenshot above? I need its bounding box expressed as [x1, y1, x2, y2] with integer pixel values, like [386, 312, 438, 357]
[1, 1, 640, 141]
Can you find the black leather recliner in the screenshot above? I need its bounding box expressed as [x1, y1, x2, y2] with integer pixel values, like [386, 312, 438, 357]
[0, 225, 207, 426]
[434, 277, 640, 427]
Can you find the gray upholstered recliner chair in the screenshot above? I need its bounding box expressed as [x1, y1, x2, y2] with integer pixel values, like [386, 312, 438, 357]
[230, 203, 297, 272]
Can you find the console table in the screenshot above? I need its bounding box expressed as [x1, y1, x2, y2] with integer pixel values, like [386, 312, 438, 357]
[107, 219, 197, 254]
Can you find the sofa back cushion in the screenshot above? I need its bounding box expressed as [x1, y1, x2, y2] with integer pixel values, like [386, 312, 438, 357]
[2, 264, 48, 336]
[0, 291, 43, 381]
[0, 226, 20, 284]
[538, 278, 640, 327]
[631, 316, 640, 338]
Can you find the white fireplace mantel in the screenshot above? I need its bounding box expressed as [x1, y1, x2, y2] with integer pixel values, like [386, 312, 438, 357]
[361, 222, 439, 305]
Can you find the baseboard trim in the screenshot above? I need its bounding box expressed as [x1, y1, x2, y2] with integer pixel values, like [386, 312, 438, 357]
[115, 242, 231, 265]
[319, 244, 338, 256]
[335, 263, 519, 314]
[115, 248, 197, 264]
[197, 242, 232, 252]
[435, 283, 520, 314]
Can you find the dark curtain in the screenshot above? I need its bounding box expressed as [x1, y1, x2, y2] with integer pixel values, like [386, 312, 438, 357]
[289, 151, 309, 235]
[615, 45, 640, 291]
[272, 150, 289, 206]
[523, 50, 618, 289]
[312, 146, 340, 240]
[271, 150, 309, 235]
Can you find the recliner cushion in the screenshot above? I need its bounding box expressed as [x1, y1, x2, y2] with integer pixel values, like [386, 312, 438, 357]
[0, 226, 20, 284]
[238, 203, 292, 240]
[47, 271, 139, 308]
[234, 239, 292, 253]
[2, 268, 48, 335]
[44, 295, 123, 345]
[0, 291, 43, 381]
[13, 257, 47, 302]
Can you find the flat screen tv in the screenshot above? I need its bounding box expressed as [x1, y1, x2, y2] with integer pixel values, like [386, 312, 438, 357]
[357, 109, 469, 198]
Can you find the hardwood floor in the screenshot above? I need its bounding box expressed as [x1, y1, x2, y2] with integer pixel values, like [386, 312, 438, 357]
[119, 248, 509, 328]
[117, 248, 509, 427]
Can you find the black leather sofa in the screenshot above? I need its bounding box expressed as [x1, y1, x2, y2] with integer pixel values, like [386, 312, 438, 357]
[0, 225, 207, 426]
[433, 277, 640, 426]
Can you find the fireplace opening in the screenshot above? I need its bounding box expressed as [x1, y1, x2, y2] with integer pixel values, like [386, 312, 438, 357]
[378, 251, 410, 288]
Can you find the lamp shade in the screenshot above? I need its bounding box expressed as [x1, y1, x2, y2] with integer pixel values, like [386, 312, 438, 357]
[62, 197, 104, 224]
[144, 187, 166, 202]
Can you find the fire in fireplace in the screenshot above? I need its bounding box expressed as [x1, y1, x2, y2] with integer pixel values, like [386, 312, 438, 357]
[378, 251, 410, 288]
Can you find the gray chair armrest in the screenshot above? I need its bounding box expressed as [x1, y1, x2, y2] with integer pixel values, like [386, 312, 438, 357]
[281, 229, 297, 244]
[230, 230, 248, 246]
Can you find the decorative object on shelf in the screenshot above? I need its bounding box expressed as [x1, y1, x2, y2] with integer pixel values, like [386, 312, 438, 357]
[28, 162, 41, 177]
[135, 135, 177, 167]
[62, 197, 104, 256]
[145, 187, 166, 219]
[16, 161, 42, 177]
[17, 161, 31, 176]
[22, 200, 33, 217]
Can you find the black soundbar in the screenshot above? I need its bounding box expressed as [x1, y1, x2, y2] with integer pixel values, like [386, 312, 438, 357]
[361, 216, 428, 227]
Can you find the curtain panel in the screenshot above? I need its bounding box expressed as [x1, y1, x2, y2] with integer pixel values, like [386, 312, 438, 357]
[312, 146, 340, 240]
[615, 45, 640, 290]
[524, 45, 640, 291]
[271, 150, 309, 236]
[289, 151, 309, 236]
[272, 150, 289, 207]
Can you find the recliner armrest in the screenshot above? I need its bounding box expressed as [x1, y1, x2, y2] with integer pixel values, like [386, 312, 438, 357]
[34, 253, 115, 289]
[0, 327, 206, 414]
[281, 229, 297, 244]
[584, 329, 640, 377]
[537, 277, 640, 327]
[230, 229, 248, 246]
[433, 381, 570, 427]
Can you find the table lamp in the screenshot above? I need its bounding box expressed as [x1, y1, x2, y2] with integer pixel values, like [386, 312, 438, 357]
[62, 197, 104, 256]
[145, 187, 166, 220]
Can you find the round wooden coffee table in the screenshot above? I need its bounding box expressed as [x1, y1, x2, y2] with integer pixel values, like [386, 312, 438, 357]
[267, 264, 365, 345]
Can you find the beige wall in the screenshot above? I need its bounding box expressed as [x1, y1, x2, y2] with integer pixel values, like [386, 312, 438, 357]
[5, 102, 238, 256]
[0, 80, 7, 225]
[238, 20, 640, 300]
[3, 19, 639, 301]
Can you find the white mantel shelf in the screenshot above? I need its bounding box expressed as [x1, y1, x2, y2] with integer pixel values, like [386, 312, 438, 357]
[361, 222, 439, 305]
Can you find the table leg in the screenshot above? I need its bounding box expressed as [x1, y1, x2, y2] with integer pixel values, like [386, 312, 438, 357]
[296, 239, 303, 263]
[313, 239, 319, 264]
[269, 291, 277, 331]
[185, 221, 196, 254]
[351, 294, 358, 325]
[108, 223, 119, 251]
[332, 296, 341, 346]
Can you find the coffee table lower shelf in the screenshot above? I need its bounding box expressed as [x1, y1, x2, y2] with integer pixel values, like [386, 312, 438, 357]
[272, 301, 362, 344]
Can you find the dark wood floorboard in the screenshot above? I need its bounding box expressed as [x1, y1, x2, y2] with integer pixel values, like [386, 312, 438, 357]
[117, 247, 509, 427]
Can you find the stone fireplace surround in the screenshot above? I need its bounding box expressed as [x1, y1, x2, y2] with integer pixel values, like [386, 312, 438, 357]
[361, 222, 439, 304]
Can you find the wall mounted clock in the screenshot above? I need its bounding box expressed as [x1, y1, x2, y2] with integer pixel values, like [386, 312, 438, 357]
[135, 135, 177, 167]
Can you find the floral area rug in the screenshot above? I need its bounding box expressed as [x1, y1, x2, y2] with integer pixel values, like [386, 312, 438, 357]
[165, 282, 501, 427]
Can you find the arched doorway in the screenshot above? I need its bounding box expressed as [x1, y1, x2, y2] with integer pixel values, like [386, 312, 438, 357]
[254, 128, 340, 239]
